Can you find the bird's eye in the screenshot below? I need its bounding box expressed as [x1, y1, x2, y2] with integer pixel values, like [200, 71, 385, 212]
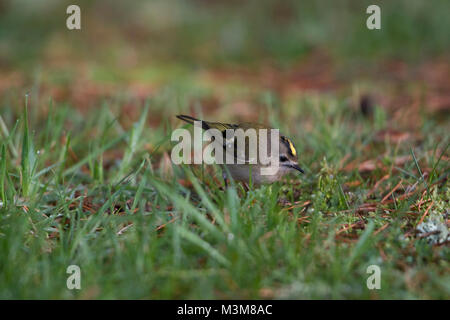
[280, 155, 288, 162]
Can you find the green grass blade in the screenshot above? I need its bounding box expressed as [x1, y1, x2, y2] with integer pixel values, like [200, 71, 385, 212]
[115, 102, 149, 182]
[20, 95, 36, 197]
[345, 220, 375, 271]
[0, 144, 6, 209]
[177, 226, 230, 267]
[149, 177, 225, 241]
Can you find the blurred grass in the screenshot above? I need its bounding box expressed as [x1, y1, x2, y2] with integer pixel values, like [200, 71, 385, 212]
[1, 0, 449, 70]
[0, 0, 449, 299]
[0, 92, 448, 299]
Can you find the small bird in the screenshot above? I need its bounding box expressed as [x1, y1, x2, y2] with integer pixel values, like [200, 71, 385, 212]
[176, 115, 304, 186]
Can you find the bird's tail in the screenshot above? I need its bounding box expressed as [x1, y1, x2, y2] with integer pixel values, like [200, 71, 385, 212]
[176, 114, 237, 131]
[176, 114, 200, 124]
[176, 114, 210, 130]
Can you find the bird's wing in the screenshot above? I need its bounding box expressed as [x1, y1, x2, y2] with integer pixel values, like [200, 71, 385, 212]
[177, 115, 272, 164]
[176, 114, 237, 131]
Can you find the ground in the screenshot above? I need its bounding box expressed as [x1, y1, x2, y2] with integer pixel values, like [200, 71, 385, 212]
[0, 0, 449, 299]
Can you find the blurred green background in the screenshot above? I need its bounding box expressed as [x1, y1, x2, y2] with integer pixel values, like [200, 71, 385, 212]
[1, 0, 448, 125]
[1, 0, 449, 66]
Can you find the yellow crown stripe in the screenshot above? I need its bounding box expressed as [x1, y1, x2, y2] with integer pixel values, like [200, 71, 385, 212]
[287, 139, 297, 157]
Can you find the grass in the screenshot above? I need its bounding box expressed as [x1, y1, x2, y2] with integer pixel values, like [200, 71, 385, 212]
[0, 88, 448, 299]
[0, 0, 448, 300]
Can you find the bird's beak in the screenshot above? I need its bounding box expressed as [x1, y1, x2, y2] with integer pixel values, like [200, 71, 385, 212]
[290, 164, 305, 174]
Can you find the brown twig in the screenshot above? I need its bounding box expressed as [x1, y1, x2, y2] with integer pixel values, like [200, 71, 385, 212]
[117, 223, 133, 235]
[156, 217, 179, 231]
[417, 230, 440, 239]
[381, 179, 403, 203]
[366, 174, 389, 198]
[417, 201, 434, 225]
[281, 200, 311, 212]
[374, 223, 389, 235]
[336, 221, 364, 235]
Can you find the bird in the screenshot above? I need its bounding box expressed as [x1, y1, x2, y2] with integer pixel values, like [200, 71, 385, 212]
[176, 114, 304, 186]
